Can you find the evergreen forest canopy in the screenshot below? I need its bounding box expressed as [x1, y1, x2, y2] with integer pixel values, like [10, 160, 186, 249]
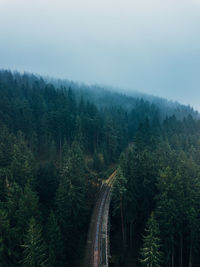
[0, 69, 200, 266]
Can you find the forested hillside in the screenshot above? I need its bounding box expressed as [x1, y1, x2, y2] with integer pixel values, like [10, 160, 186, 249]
[0, 70, 200, 267]
[111, 115, 200, 266]
[47, 77, 199, 121]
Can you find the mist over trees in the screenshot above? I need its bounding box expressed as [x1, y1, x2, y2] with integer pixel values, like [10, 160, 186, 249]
[0, 69, 200, 266]
[46, 76, 199, 121]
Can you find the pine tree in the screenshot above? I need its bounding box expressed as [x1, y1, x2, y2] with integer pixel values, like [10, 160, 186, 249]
[5, 182, 22, 265]
[16, 183, 41, 238]
[11, 132, 35, 187]
[46, 211, 65, 267]
[55, 141, 87, 263]
[140, 213, 163, 267]
[22, 217, 48, 267]
[112, 167, 127, 247]
[0, 209, 10, 266]
[56, 141, 87, 231]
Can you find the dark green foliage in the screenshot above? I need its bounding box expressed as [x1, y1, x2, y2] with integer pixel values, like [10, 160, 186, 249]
[36, 162, 58, 209]
[46, 211, 64, 267]
[111, 114, 200, 267]
[11, 132, 35, 187]
[0, 209, 10, 266]
[112, 167, 127, 216]
[16, 184, 41, 238]
[1, 70, 200, 266]
[55, 141, 88, 264]
[93, 151, 104, 172]
[112, 167, 127, 248]
[140, 213, 163, 267]
[22, 217, 48, 267]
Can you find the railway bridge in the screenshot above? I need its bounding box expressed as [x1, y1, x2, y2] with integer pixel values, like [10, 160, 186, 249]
[84, 170, 116, 267]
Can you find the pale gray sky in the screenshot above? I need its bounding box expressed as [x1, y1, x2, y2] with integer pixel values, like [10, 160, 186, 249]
[0, 0, 200, 110]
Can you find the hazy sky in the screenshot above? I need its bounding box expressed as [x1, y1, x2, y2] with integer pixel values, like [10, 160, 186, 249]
[0, 0, 200, 110]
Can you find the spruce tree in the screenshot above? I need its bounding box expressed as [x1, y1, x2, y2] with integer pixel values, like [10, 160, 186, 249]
[11, 132, 35, 187]
[140, 213, 163, 267]
[16, 183, 41, 238]
[0, 209, 10, 266]
[22, 217, 48, 267]
[46, 211, 65, 267]
[112, 167, 127, 247]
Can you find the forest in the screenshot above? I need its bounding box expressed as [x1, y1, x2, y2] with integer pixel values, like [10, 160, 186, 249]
[0, 70, 200, 267]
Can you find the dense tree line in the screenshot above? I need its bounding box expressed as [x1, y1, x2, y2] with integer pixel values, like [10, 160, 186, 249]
[111, 115, 200, 267]
[48, 77, 199, 122]
[0, 70, 200, 266]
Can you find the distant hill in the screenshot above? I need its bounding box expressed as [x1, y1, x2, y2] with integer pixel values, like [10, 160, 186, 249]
[47, 76, 199, 121]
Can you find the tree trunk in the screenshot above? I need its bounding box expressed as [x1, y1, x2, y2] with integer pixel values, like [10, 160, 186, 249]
[189, 246, 192, 267]
[96, 132, 99, 150]
[120, 200, 125, 248]
[130, 221, 133, 249]
[180, 233, 183, 267]
[59, 137, 62, 161]
[171, 253, 174, 267]
[189, 232, 193, 267]
[125, 224, 127, 248]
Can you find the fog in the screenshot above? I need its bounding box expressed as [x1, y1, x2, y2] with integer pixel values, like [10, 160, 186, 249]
[0, 0, 200, 110]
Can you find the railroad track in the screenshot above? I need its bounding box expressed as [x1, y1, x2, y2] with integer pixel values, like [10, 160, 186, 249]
[84, 170, 116, 267]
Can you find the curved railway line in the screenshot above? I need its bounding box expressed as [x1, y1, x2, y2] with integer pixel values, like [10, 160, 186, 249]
[84, 170, 116, 267]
